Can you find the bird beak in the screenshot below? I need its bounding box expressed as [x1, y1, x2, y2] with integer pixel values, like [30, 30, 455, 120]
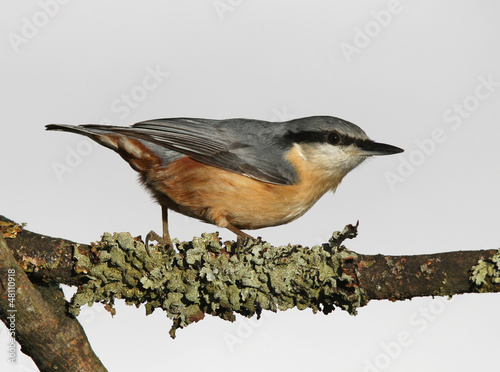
[357, 140, 404, 156]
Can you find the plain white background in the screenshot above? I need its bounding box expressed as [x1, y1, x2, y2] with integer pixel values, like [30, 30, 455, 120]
[1, 1, 500, 371]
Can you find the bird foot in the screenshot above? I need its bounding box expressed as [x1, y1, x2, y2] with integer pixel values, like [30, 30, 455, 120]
[144, 230, 173, 255]
[236, 234, 254, 259]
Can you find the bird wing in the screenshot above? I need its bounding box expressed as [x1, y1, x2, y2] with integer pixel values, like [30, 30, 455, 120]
[101, 118, 298, 185]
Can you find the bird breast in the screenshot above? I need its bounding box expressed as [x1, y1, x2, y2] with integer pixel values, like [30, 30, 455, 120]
[144, 146, 344, 230]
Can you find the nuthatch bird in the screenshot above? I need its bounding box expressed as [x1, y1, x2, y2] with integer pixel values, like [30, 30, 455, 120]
[46, 116, 403, 249]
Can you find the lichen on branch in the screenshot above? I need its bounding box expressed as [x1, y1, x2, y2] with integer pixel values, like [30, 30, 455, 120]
[70, 224, 367, 338]
[470, 249, 500, 291]
[3, 214, 500, 371]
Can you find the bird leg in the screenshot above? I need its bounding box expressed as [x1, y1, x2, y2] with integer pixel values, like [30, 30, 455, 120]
[161, 205, 172, 245]
[145, 206, 172, 254]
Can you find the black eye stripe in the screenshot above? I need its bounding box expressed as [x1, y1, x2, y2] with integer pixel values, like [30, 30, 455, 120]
[284, 130, 325, 143]
[341, 136, 356, 146]
[285, 130, 359, 146]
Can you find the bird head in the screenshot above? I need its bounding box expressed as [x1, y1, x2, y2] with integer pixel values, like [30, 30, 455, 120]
[284, 116, 404, 183]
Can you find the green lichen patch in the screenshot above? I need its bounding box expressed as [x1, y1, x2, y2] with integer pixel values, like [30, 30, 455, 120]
[69, 225, 367, 338]
[470, 249, 500, 291]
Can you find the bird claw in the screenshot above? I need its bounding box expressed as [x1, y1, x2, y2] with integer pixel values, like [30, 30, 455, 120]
[144, 230, 172, 256]
[236, 235, 253, 259]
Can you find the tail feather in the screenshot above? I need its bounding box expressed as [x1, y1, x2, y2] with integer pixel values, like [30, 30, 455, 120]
[46, 124, 119, 137]
[46, 124, 171, 170]
[46, 123, 127, 153]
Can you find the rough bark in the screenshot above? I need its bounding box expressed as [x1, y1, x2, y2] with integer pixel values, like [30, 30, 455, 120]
[1, 214, 499, 370]
[0, 231, 107, 371]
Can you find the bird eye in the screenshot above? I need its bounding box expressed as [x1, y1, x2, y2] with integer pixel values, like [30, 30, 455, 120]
[327, 131, 341, 145]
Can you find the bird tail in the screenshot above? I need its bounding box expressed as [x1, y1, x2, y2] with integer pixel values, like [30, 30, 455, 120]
[46, 123, 123, 137]
[46, 124, 166, 171]
[45, 124, 128, 152]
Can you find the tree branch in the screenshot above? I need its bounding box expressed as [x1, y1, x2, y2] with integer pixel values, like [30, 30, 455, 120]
[0, 224, 106, 371]
[1, 214, 499, 369]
